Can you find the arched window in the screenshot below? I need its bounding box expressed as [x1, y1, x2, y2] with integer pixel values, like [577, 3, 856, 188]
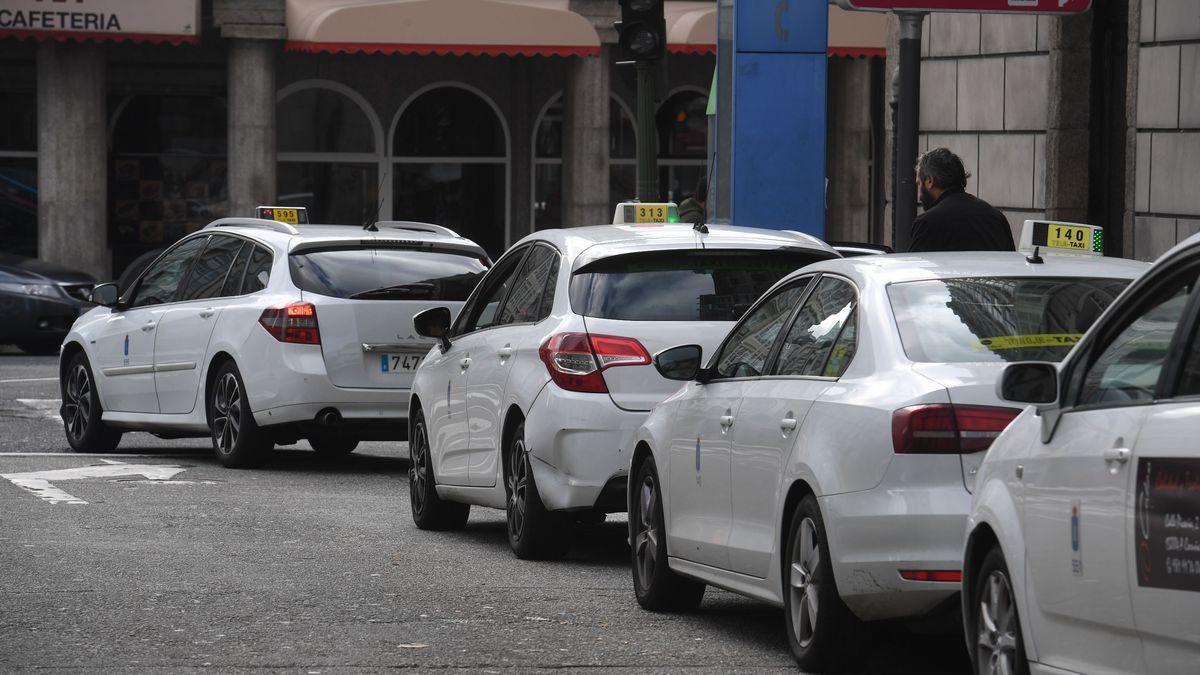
[656, 88, 708, 203]
[277, 81, 384, 226]
[391, 85, 510, 255]
[0, 90, 37, 257]
[109, 94, 227, 271]
[532, 94, 636, 231]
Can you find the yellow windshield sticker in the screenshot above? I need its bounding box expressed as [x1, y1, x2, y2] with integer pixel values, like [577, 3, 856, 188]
[972, 334, 1083, 351]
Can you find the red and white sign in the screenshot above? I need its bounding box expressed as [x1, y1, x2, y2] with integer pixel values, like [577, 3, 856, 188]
[836, 0, 1091, 13]
[0, 0, 200, 44]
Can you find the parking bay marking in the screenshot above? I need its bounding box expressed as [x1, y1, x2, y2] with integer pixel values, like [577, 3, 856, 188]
[15, 398, 63, 422]
[1, 460, 187, 505]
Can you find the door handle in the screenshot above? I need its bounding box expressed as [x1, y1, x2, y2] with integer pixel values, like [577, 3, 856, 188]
[719, 414, 734, 429]
[1104, 447, 1132, 464]
[141, 322, 156, 332]
[199, 308, 215, 319]
[498, 345, 513, 359]
[780, 417, 797, 432]
[460, 357, 471, 370]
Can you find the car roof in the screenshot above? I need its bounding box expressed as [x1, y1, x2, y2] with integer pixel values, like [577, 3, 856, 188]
[516, 223, 837, 264]
[201, 219, 489, 258]
[786, 251, 1151, 289]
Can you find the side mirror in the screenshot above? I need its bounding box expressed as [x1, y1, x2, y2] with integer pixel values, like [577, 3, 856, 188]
[654, 344, 704, 382]
[999, 362, 1059, 406]
[90, 282, 120, 308]
[413, 306, 452, 351]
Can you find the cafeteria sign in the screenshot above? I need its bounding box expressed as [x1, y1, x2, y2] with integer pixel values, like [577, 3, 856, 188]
[0, 0, 199, 41]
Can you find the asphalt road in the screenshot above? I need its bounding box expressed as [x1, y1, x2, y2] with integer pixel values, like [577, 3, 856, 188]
[0, 352, 970, 673]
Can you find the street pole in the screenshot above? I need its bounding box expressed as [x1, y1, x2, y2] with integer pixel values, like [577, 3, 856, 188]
[635, 60, 658, 202]
[893, 11, 924, 252]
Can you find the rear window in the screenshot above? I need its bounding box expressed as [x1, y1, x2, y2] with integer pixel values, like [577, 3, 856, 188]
[569, 250, 827, 322]
[888, 277, 1130, 363]
[289, 247, 488, 301]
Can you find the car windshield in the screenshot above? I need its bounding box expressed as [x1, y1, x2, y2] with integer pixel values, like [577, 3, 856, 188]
[888, 277, 1131, 363]
[289, 247, 488, 301]
[569, 250, 828, 322]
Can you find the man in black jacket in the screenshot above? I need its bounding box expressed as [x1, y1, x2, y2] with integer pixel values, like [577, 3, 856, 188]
[909, 147, 1015, 252]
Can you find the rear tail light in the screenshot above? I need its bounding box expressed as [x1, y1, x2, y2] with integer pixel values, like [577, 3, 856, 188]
[891, 404, 1019, 455]
[538, 332, 650, 393]
[899, 570, 962, 583]
[259, 302, 321, 345]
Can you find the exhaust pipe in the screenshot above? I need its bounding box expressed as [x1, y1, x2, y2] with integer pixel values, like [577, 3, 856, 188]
[316, 408, 342, 427]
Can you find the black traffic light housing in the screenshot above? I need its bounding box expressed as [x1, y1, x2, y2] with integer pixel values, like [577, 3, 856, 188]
[615, 0, 666, 62]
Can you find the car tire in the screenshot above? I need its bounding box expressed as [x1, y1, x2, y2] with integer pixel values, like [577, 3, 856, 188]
[409, 409, 470, 531]
[784, 494, 859, 672]
[61, 351, 122, 452]
[309, 432, 359, 457]
[505, 422, 570, 560]
[630, 455, 706, 611]
[207, 361, 271, 468]
[18, 342, 61, 356]
[969, 546, 1029, 675]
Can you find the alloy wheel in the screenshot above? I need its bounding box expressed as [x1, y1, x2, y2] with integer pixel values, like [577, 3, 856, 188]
[410, 421, 429, 515]
[789, 517, 821, 648]
[211, 372, 241, 454]
[63, 364, 91, 441]
[506, 438, 529, 539]
[977, 570, 1019, 675]
[633, 473, 659, 590]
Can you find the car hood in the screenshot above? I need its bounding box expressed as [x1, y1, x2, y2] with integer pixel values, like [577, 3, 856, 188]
[0, 253, 96, 284]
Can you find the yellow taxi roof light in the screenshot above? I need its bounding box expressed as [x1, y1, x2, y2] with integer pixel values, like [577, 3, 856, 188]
[612, 201, 680, 225]
[1018, 219, 1103, 257]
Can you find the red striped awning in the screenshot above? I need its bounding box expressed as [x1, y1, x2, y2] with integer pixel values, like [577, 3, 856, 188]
[0, 29, 198, 46]
[665, 2, 887, 58]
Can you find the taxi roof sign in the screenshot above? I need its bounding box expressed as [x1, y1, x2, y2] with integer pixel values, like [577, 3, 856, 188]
[612, 201, 679, 225]
[256, 205, 309, 225]
[1019, 220, 1104, 257]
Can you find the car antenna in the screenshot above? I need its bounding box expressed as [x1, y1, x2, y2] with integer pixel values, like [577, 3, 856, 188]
[1026, 246, 1044, 264]
[693, 222, 708, 234]
[362, 175, 388, 231]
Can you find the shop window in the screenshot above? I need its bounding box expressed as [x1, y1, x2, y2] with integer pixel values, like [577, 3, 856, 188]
[0, 91, 37, 258]
[277, 82, 383, 226]
[531, 94, 636, 231]
[393, 85, 509, 256]
[109, 94, 228, 274]
[655, 89, 708, 205]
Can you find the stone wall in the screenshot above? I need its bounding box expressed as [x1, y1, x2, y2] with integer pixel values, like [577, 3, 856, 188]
[1132, 0, 1200, 260]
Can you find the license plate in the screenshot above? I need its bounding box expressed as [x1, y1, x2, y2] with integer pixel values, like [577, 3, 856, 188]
[380, 354, 421, 373]
[1045, 224, 1091, 251]
[635, 204, 669, 223]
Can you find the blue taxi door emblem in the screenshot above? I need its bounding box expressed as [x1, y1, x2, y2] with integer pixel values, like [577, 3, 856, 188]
[695, 438, 701, 472]
[123, 334, 129, 356]
[1070, 505, 1080, 551]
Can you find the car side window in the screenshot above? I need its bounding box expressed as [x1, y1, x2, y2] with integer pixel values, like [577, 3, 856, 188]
[240, 245, 273, 294]
[773, 277, 858, 378]
[181, 235, 244, 301]
[712, 280, 811, 379]
[457, 248, 529, 334]
[1075, 271, 1195, 407]
[220, 242, 252, 296]
[496, 245, 558, 325]
[130, 236, 208, 308]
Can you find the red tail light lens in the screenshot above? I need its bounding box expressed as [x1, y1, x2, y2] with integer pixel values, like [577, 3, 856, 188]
[892, 404, 1019, 454]
[538, 332, 651, 393]
[899, 569, 962, 583]
[259, 302, 321, 344]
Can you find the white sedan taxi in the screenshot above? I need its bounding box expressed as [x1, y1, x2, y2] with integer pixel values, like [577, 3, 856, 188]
[966, 232, 1200, 675]
[626, 222, 1149, 671]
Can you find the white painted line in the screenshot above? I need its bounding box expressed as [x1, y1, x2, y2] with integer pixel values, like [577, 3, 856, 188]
[15, 398, 62, 422]
[0, 452, 209, 457]
[1, 460, 187, 505]
[0, 377, 57, 384]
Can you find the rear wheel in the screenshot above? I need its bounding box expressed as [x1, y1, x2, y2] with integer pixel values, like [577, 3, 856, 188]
[309, 432, 359, 457]
[784, 495, 859, 671]
[631, 455, 705, 611]
[61, 352, 122, 452]
[505, 422, 570, 560]
[409, 409, 470, 530]
[208, 361, 271, 468]
[969, 546, 1029, 675]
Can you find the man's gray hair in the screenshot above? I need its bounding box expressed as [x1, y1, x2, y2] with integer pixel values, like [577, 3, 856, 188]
[916, 147, 970, 191]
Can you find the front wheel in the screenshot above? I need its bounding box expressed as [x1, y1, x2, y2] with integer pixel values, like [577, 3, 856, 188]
[208, 361, 271, 468]
[969, 546, 1029, 675]
[630, 455, 705, 611]
[784, 495, 859, 671]
[61, 352, 122, 452]
[409, 410, 470, 530]
[505, 422, 569, 560]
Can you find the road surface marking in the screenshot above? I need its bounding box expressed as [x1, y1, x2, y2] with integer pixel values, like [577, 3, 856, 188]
[1, 460, 186, 505]
[15, 398, 62, 422]
[0, 377, 57, 384]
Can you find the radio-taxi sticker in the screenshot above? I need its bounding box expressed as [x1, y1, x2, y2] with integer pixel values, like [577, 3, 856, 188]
[1136, 458, 1200, 592]
[972, 334, 1082, 351]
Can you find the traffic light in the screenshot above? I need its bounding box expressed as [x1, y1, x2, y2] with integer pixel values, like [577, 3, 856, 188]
[615, 0, 665, 62]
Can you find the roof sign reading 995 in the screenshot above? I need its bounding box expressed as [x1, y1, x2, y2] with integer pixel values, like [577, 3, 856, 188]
[835, 1, 1091, 13]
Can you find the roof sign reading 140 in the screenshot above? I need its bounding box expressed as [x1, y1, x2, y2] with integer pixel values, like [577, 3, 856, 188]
[835, 0, 1091, 13]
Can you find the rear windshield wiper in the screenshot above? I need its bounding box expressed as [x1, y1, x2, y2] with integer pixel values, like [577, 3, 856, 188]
[348, 282, 436, 300]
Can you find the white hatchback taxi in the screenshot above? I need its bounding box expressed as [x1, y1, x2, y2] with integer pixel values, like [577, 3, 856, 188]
[966, 234, 1200, 675]
[59, 215, 489, 467]
[625, 223, 1149, 670]
[406, 219, 837, 559]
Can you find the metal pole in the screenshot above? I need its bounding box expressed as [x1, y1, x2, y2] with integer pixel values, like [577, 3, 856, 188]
[893, 12, 924, 253]
[635, 60, 658, 202]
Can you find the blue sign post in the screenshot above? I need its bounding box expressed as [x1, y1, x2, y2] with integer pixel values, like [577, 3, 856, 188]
[717, 0, 828, 237]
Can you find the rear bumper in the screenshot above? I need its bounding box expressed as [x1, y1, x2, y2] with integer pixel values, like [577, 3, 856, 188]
[523, 383, 647, 512]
